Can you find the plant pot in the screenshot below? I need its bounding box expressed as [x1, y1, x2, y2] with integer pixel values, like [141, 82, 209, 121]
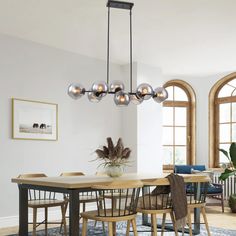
[106, 165, 123, 177]
[229, 194, 236, 213]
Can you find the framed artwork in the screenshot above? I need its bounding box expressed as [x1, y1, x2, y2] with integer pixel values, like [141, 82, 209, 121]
[12, 98, 58, 141]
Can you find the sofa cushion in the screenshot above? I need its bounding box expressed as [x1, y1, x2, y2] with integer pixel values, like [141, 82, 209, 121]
[186, 183, 222, 194]
[174, 165, 206, 174]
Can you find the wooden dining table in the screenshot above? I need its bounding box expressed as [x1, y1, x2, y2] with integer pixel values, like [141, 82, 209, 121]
[12, 173, 209, 236]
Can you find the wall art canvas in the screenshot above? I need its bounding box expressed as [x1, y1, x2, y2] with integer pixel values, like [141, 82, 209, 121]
[12, 98, 58, 140]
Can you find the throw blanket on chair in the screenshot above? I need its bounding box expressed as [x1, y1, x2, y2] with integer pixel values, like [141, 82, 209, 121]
[167, 173, 187, 229]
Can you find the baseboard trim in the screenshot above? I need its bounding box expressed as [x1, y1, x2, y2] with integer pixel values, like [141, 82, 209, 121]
[0, 209, 62, 228]
[0, 204, 96, 229]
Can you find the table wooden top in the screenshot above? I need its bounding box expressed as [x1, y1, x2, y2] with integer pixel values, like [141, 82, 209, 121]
[12, 173, 210, 189]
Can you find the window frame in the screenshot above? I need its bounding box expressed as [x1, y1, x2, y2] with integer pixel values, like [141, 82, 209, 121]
[163, 80, 196, 170]
[209, 72, 236, 167]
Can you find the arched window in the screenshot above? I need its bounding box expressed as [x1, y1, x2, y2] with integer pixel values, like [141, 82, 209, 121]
[209, 72, 236, 167]
[162, 80, 196, 170]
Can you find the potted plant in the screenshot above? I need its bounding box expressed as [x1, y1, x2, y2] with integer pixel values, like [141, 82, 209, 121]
[228, 194, 236, 213]
[219, 142, 236, 212]
[95, 137, 131, 177]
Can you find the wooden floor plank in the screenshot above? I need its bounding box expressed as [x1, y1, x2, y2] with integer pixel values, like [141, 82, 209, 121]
[0, 206, 235, 235]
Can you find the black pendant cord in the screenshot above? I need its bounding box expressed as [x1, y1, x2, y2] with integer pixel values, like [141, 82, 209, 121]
[130, 9, 133, 94]
[107, 6, 111, 85]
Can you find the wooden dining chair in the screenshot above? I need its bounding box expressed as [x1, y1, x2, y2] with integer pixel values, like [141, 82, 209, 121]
[60, 172, 97, 212]
[59, 171, 98, 232]
[186, 181, 211, 236]
[135, 180, 178, 236]
[18, 173, 67, 236]
[81, 180, 143, 236]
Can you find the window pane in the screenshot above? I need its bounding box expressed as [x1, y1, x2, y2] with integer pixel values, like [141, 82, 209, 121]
[218, 84, 234, 98]
[219, 144, 230, 164]
[175, 107, 187, 126]
[174, 86, 188, 101]
[163, 146, 173, 165]
[219, 124, 231, 142]
[231, 89, 236, 96]
[227, 79, 236, 88]
[163, 107, 173, 126]
[232, 124, 236, 142]
[219, 103, 231, 123]
[165, 86, 173, 101]
[175, 127, 186, 145]
[232, 103, 236, 122]
[175, 147, 187, 165]
[163, 127, 173, 145]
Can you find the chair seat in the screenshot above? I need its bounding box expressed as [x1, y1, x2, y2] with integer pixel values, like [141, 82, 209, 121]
[186, 183, 223, 194]
[207, 184, 223, 194]
[137, 207, 172, 214]
[28, 199, 65, 208]
[81, 210, 137, 222]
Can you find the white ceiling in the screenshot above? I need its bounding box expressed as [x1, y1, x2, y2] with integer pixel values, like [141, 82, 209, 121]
[0, 0, 236, 75]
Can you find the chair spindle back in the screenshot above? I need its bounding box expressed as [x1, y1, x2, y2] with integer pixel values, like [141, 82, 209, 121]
[93, 181, 142, 217]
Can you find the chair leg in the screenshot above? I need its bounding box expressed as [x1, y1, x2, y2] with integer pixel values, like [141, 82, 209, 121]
[82, 202, 86, 212]
[187, 208, 193, 236]
[170, 211, 178, 236]
[82, 218, 88, 236]
[102, 222, 106, 234]
[45, 207, 48, 236]
[94, 220, 97, 227]
[60, 201, 68, 233]
[33, 208, 37, 236]
[112, 222, 116, 236]
[131, 219, 138, 236]
[61, 204, 67, 236]
[126, 220, 131, 236]
[161, 213, 166, 236]
[201, 207, 211, 236]
[108, 222, 113, 236]
[221, 193, 224, 213]
[151, 214, 157, 236]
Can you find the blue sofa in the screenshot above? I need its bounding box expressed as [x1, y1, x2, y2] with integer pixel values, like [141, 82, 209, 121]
[174, 165, 206, 174]
[174, 165, 224, 212]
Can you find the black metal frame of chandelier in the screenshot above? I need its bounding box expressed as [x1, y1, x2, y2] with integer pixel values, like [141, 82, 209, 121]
[107, 0, 134, 10]
[106, 0, 134, 95]
[84, 90, 153, 96]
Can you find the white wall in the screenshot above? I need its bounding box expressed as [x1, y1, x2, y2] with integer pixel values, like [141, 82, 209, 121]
[137, 64, 164, 174]
[120, 63, 138, 173]
[121, 63, 165, 174]
[0, 34, 122, 222]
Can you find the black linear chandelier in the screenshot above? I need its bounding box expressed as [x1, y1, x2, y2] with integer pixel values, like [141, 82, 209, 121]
[68, 0, 168, 106]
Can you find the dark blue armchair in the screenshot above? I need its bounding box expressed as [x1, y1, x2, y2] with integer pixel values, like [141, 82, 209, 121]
[174, 165, 224, 212]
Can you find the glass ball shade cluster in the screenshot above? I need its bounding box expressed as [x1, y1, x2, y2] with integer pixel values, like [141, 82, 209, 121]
[68, 81, 168, 106]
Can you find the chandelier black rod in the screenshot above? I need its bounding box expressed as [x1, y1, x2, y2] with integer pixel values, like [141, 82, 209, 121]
[129, 8, 133, 93]
[84, 90, 153, 96]
[107, 6, 111, 85]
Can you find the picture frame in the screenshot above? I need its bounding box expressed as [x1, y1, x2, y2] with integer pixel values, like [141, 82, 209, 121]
[12, 98, 58, 141]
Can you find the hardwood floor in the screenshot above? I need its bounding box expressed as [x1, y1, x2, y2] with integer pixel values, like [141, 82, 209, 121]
[204, 205, 236, 230]
[0, 206, 235, 235]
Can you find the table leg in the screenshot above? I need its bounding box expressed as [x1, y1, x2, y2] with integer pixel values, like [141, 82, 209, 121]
[69, 190, 80, 236]
[193, 182, 201, 234]
[18, 185, 28, 236]
[142, 186, 149, 225]
[193, 208, 200, 234]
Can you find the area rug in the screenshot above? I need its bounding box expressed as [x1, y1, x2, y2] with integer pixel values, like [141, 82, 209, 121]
[10, 217, 236, 236]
